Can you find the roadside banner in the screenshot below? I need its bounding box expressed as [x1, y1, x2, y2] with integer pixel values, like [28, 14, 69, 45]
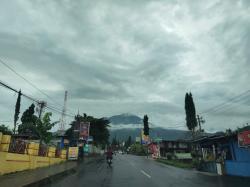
[79, 122, 90, 140]
[238, 130, 250, 147]
[68, 147, 79, 160]
[141, 129, 150, 144]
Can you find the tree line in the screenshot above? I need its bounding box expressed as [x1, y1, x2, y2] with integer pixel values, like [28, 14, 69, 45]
[1, 91, 110, 146]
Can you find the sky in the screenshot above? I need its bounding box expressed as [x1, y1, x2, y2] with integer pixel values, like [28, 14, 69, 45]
[0, 0, 250, 132]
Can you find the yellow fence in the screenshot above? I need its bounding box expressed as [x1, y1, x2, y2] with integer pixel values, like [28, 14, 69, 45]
[0, 152, 66, 175]
[0, 133, 67, 175]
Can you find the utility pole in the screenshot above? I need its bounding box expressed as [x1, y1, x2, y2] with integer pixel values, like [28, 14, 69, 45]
[197, 115, 205, 132]
[59, 91, 68, 132]
[38, 101, 46, 119]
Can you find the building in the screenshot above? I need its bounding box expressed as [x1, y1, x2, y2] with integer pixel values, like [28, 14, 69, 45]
[193, 129, 250, 177]
[159, 140, 191, 157]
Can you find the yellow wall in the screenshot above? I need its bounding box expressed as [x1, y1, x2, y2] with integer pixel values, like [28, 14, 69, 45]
[0, 152, 66, 175]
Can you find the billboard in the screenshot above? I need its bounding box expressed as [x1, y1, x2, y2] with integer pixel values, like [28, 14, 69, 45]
[238, 130, 250, 147]
[79, 122, 90, 140]
[141, 129, 150, 144]
[68, 147, 79, 160]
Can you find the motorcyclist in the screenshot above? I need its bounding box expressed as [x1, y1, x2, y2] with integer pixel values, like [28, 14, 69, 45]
[106, 147, 113, 162]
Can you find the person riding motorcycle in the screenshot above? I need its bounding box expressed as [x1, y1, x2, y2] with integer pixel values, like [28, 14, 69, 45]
[106, 147, 113, 159]
[106, 147, 113, 166]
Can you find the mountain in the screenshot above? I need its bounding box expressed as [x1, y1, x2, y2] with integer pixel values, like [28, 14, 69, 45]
[109, 113, 142, 125]
[109, 127, 192, 142]
[108, 113, 192, 142]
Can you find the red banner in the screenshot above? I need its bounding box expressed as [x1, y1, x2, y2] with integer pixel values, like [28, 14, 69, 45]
[238, 130, 250, 147]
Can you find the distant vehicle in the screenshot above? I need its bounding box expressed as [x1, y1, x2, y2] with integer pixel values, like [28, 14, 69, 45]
[118, 150, 122, 154]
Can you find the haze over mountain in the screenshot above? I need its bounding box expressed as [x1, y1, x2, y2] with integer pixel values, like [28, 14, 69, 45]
[108, 113, 192, 142]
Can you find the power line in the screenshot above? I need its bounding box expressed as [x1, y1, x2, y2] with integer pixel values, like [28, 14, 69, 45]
[201, 89, 250, 115]
[0, 80, 75, 118]
[0, 57, 75, 114]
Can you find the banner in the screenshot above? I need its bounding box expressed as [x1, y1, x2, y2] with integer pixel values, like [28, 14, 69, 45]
[68, 147, 79, 160]
[238, 130, 250, 147]
[79, 122, 90, 140]
[141, 129, 150, 144]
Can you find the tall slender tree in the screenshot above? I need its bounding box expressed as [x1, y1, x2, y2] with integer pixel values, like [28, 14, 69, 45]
[125, 136, 132, 148]
[185, 92, 197, 137]
[143, 115, 149, 136]
[13, 90, 21, 134]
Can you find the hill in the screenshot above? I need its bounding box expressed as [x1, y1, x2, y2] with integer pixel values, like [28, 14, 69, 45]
[109, 127, 192, 142]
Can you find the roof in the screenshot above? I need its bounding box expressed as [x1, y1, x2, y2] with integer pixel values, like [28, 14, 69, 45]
[192, 133, 237, 144]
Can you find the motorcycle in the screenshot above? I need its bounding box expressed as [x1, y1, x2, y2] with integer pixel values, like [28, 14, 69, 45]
[107, 158, 112, 167]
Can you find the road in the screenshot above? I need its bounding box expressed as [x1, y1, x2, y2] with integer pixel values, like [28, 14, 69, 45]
[43, 154, 250, 187]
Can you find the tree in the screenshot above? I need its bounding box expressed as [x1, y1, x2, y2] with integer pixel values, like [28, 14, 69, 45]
[185, 92, 197, 136]
[18, 103, 38, 137]
[65, 114, 110, 146]
[125, 136, 132, 148]
[18, 104, 57, 143]
[111, 136, 118, 146]
[13, 90, 21, 134]
[36, 112, 58, 144]
[143, 115, 149, 136]
[0, 124, 13, 135]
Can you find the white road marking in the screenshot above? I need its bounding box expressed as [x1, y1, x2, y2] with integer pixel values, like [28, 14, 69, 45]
[140, 170, 151, 178]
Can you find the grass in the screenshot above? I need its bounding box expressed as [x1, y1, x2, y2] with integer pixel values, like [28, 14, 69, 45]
[156, 159, 194, 169]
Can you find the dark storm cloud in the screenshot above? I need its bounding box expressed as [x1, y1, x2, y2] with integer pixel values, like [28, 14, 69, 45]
[0, 0, 250, 131]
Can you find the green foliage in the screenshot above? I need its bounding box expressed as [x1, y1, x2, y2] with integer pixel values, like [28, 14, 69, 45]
[130, 143, 147, 156]
[125, 136, 132, 148]
[65, 114, 110, 146]
[18, 104, 38, 137]
[111, 136, 118, 146]
[185, 93, 197, 134]
[14, 90, 21, 134]
[237, 125, 250, 133]
[90, 117, 110, 146]
[0, 124, 13, 135]
[143, 115, 149, 136]
[157, 159, 194, 169]
[18, 104, 56, 144]
[36, 112, 58, 144]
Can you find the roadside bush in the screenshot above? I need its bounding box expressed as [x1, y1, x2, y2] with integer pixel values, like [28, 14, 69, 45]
[192, 158, 204, 170]
[130, 144, 147, 156]
[166, 153, 177, 160]
[167, 153, 172, 160]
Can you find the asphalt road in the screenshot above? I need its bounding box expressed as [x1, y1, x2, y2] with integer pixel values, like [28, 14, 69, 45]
[43, 154, 250, 187]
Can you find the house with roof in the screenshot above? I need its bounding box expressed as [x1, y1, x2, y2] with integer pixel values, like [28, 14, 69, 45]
[193, 128, 250, 177]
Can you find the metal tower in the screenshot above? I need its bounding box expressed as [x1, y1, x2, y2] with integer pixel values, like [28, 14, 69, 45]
[59, 90, 68, 132]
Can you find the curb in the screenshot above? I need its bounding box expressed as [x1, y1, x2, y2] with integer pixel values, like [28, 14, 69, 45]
[23, 167, 77, 187]
[23, 156, 103, 187]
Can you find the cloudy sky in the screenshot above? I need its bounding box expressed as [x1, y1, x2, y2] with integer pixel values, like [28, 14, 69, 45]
[0, 0, 250, 132]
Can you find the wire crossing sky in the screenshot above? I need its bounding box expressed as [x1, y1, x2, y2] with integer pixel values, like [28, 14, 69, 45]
[0, 0, 250, 132]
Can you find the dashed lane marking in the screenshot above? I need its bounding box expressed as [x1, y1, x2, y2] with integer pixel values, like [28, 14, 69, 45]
[140, 170, 151, 179]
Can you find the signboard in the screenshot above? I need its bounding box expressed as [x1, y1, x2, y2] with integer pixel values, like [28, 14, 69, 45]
[84, 144, 89, 153]
[148, 143, 160, 159]
[87, 136, 93, 143]
[68, 147, 79, 160]
[141, 129, 150, 144]
[238, 130, 250, 147]
[79, 122, 90, 140]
